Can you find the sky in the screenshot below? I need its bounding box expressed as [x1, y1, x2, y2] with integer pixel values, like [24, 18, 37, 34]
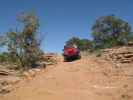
[0, 0, 132, 53]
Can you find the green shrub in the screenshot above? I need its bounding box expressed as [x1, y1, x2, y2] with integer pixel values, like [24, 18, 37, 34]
[92, 15, 132, 49]
[0, 12, 43, 70]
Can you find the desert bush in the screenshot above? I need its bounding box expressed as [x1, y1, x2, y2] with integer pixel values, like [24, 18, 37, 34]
[92, 15, 132, 49]
[65, 37, 93, 51]
[0, 53, 9, 62]
[0, 12, 43, 70]
[94, 49, 103, 57]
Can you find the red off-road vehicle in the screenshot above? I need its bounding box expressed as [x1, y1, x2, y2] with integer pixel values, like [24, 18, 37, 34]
[63, 45, 81, 61]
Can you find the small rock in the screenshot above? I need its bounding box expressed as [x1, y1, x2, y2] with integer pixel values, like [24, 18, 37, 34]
[23, 71, 29, 78]
[32, 68, 41, 73]
[0, 84, 13, 94]
[1, 81, 9, 86]
[28, 70, 36, 77]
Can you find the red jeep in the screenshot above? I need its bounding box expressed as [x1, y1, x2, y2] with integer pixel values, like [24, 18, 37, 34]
[63, 45, 81, 61]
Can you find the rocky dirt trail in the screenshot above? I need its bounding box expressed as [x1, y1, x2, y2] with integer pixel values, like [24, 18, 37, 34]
[0, 55, 133, 100]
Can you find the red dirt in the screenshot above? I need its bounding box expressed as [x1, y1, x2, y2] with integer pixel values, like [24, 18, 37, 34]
[0, 55, 133, 100]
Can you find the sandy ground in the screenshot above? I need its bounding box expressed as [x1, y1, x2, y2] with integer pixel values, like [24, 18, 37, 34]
[0, 56, 133, 100]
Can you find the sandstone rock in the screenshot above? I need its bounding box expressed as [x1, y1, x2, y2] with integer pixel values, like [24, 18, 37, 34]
[128, 41, 133, 46]
[2, 77, 21, 85]
[124, 54, 133, 58]
[28, 69, 36, 77]
[0, 69, 15, 76]
[0, 84, 13, 94]
[23, 71, 30, 78]
[32, 68, 41, 73]
[40, 53, 58, 65]
[102, 46, 133, 64]
[38, 62, 46, 68]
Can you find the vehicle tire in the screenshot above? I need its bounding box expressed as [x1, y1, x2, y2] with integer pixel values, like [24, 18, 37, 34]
[64, 56, 69, 62]
[77, 54, 81, 59]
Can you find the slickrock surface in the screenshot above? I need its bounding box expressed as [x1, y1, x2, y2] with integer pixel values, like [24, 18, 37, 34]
[0, 55, 133, 100]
